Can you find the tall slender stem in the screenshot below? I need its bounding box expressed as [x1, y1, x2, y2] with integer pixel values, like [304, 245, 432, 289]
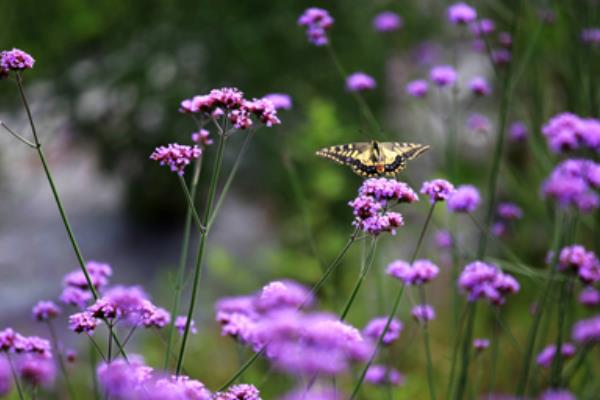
[7, 353, 25, 400]
[47, 321, 77, 400]
[175, 132, 227, 375]
[164, 156, 203, 370]
[488, 308, 501, 397]
[350, 203, 436, 399]
[178, 175, 204, 232]
[454, 301, 477, 400]
[550, 278, 573, 387]
[340, 237, 378, 320]
[418, 286, 437, 400]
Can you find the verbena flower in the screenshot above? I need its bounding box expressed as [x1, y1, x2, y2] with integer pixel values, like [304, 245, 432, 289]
[466, 113, 492, 135]
[572, 315, 600, 343]
[579, 287, 600, 307]
[373, 11, 403, 32]
[430, 65, 457, 87]
[60, 287, 93, 309]
[0, 356, 11, 396]
[434, 230, 453, 249]
[498, 32, 513, 48]
[447, 3, 477, 25]
[536, 343, 576, 368]
[421, 179, 455, 203]
[542, 159, 600, 213]
[582, 27, 600, 45]
[150, 143, 202, 176]
[213, 384, 261, 400]
[363, 317, 403, 345]
[32, 301, 61, 321]
[447, 185, 481, 213]
[539, 389, 576, 400]
[215, 295, 259, 345]
[298, 8, 334, 46]
[0, 48, 35, 74]
[0, 329, 52, 359]
[365, 364, 405, 386]
[191, 129, 213, 146]
[256, 280, 312, 312]
[68, 312, 98, 335]
[469, 19, 495, 36]
[405, 80, 428, 98]
[263, 93, 292, 110]
[557, 245, 600, 284]
[491, 48, 512, 65]
[497, 202, 523, 220]
[473, 338, 490, 351]
[458, 261, 520, 305]
[18, 355, 55, 388]
[542, 113, 600, 153]
[509, 121, 528, 142]
[66, 350, 76, 363]
[412, 304, 436, 322]
[346, 72, 377, 92]
[469, 77, 491, 96]
[175, 316, 197, 335]
[387, 259, 439, 285]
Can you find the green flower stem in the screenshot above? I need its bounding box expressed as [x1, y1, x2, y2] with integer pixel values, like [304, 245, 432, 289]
[418, 286, 437, 400]
[164, 156, 203, 370]
[15, 73, 128, 361]
[87, 337, 107, 362]
[454, 301, 477, 400]
[340, 237, 378, 321]
[488, 308, 501, 397]
[562, 345, 592, 383]
[175, 132, 227, 375]
[47, 321, 77, 400]
[550, 278, 574, 387]
[0, 120, 36, 147]
[445, 306, 468, 400]
[178, 175, 205, 232]
[7, 353, 25, 400]
[89, 343, 100, 400]
[107, 323, 114, 362]
[515, 210, 566, 397]
[217, 228, 360, 391]
[350, 203, 436, 399]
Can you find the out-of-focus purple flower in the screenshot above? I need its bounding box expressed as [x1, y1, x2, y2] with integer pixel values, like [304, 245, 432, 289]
[539, 389, 576, 400]
[365, 364, 405, 386]
[346, 72, 377, 92]
[542, 159, 600, 213]
[32, 301, 61, 322]
[430, 65, 457, 87]
[0, 49, 35, 73]
[97, 356, 154, 399]
[0, 356, 11, 396]
[458, 261, 520, 305]
[60, 287, 93, 309]
[582, 28, 600, 45]
[263, 93, 292, 110]
[572, 315, 600, 344]
[17, 355, 55, 388]
[491, 49, 512, 65]
[298, 8, 334, 46]
[68, 312, 98, 335]
[473, 338, 490, 351]
[412, 305, 435, 322]
[557, 245, 600, 284]
[469, 77, 492, 96]
[434, 230, 453, 249]
[363, 317, 403, 345]
[497, 202, 523, 220]
[579, 287, 600, 307]
[358, 178, 419, 204]
[509, 121, 528, 142]
[150, 143, 202, 176]
[88, 298, 119, 320]
[214, 384, 261, 400]
[405, 80, 428, 98]
[447, 3, 477, 25]
[420, 179, 455, 203]
[215, 295, 258, 344]
[373, 11, 403, 32]
[470, 19, 495, 36]
[387, 259, 440, 285]
[256, 280, 312, 312]
[175, 316, 197, 336]
[466, 113, 492, 135]
[491, 221, 507, 237]
[191, 129, 213, 146]
[281, 387, 342, 400]
[63, 261, 112, 292]
[66, 349, 77, 363]
[542, 113, 584, 153]
[471, 39, 487, 53]
[498, 32, 512, 48]
[536, 343, 576, 368]
[447, 185, 481, 213]
[0, 329, 17, 351]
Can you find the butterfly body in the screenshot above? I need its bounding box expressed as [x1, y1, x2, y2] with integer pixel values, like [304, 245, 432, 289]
[316, 140, 430, 177]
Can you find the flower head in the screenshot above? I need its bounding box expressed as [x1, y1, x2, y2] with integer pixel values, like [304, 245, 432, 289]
[263, 93, 292, 110]
[473, 338, 490, 351]
[150, 143, 202, 176]
[572, 315, 600, 343]
[298, 8, 334, 46]
[458, 261, 520, 305]
[542, 159, 600, 213]
[420, 179, 455, 203]
[0, 49, 35, 73]
[69, 312, 98, 335]
[373, 11, 403, 32]
[387, 259, 440, 285]
[363, 317, 403, 345]
[365, 365, 405, 386]
[447, 3, 477, 25]
[214, 384, 261, 400]
[557, 245, 600, 284]
[536, 343, 576, 368]
[491, 48, 512, 65]
[539, 389, 576, 400]
[175, 316, 197, 336]
[346, 72, 377, 92]
[412, 305, 436, 322]
[470, 19, 495, 36]
[469, 77, 491, 96]
[509, 121, 528, 142]
[430, 65, 457, 87]
[405, 80, 428, 98]
[447, 185, 481, 213]
[466, 113, 492, 135]
[579, 287, 600, 307]
[0, 356, 11, 396]
[191, 129, 213, 146]
[582, 28, 600, 45]
[18, 355, 55, 388]
[32, 301, 61, 322]
[434, 230, 453, 249]
[256, 280, 312, 312]
[496, 202, 523, 220]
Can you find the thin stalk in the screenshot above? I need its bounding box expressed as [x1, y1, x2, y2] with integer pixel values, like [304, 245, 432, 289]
[454, 301, 477, 400]
[488, 308, 501, 398]
[350, 203, 436, 399]
[89, 343, 100, 400]
[418, 286, 437, 400]
[7, 353, 25, 400]
[0, 120, 36, 147]
[178, 175, 204, 232]
[445, 306, 469, 400]
[340, 237, 378, 321]
[47, 321, 77, 400]
[87, 337, 106, 362]
[562, 345, 592, 383]
[549, 279, 573, 387]
[175, 132, 227, 375]
[107, 323, 114, 362]
[164, 156, 203, 370]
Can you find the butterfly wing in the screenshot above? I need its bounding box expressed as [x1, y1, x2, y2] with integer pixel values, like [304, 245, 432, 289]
[316, 142, 376, 176]
[378, 142, 430, 176]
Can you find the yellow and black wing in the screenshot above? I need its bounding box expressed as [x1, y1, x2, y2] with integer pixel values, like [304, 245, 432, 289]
[315, 142, 378, 177]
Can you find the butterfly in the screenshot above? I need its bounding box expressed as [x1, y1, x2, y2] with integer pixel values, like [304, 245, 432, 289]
[316, 140, 430, 177]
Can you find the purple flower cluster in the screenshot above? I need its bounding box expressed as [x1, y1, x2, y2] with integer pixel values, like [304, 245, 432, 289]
[539, 389, 576, 400]
[365, 365, 405, 386]
[536, 343, 576, 368]
[0, 329, 52, 358]
[373, 11, 403, 33]
[32, 301, 61, 321]
[387, 259, 440, 285]
[458, 261, 520, 305]
[97, 356, 214, 400]
[412, 304, 436, 322]
[405, 80, 429, 98]
[572, 315, 600, 344]
[263, 93, 292, 110]
[298, 8, 334, 46]
[466, 113, 492, 135]
[430, 65, 457, 87]
[0, 357, 10, 395]
[509, 121, 528, 142]
[349, 178, 418, 236]
[18, 355, 56, 388]
[179, 87, 281, 129]
[191, 129, 213, 146]
[469, 76, 492, 96]
[60, 261, 113, 309]
[175, 316, 197, 335]
[542, 112, 600, 153]
[447, 185, 481, 213]
[213, 384, 262, 400]
[420, 179, 455, 203]
[0, 48, 35, 76]
[582, 27, 600, 45]
[579, 287, 600, 307]
[447, 3, 477, 25]
[469, 19, 495, 36]
[542, 159, 600, 213]
[473, 338, 490, 351]
[557, 245, 600, 284]
[363, 317, 403, 345]
[492, 201, 523, 237]
[150, 143, 201, 176]
[346, 72, 377, 92]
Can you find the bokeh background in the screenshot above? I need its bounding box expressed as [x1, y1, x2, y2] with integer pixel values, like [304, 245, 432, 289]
[1, 0, 599, 398]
